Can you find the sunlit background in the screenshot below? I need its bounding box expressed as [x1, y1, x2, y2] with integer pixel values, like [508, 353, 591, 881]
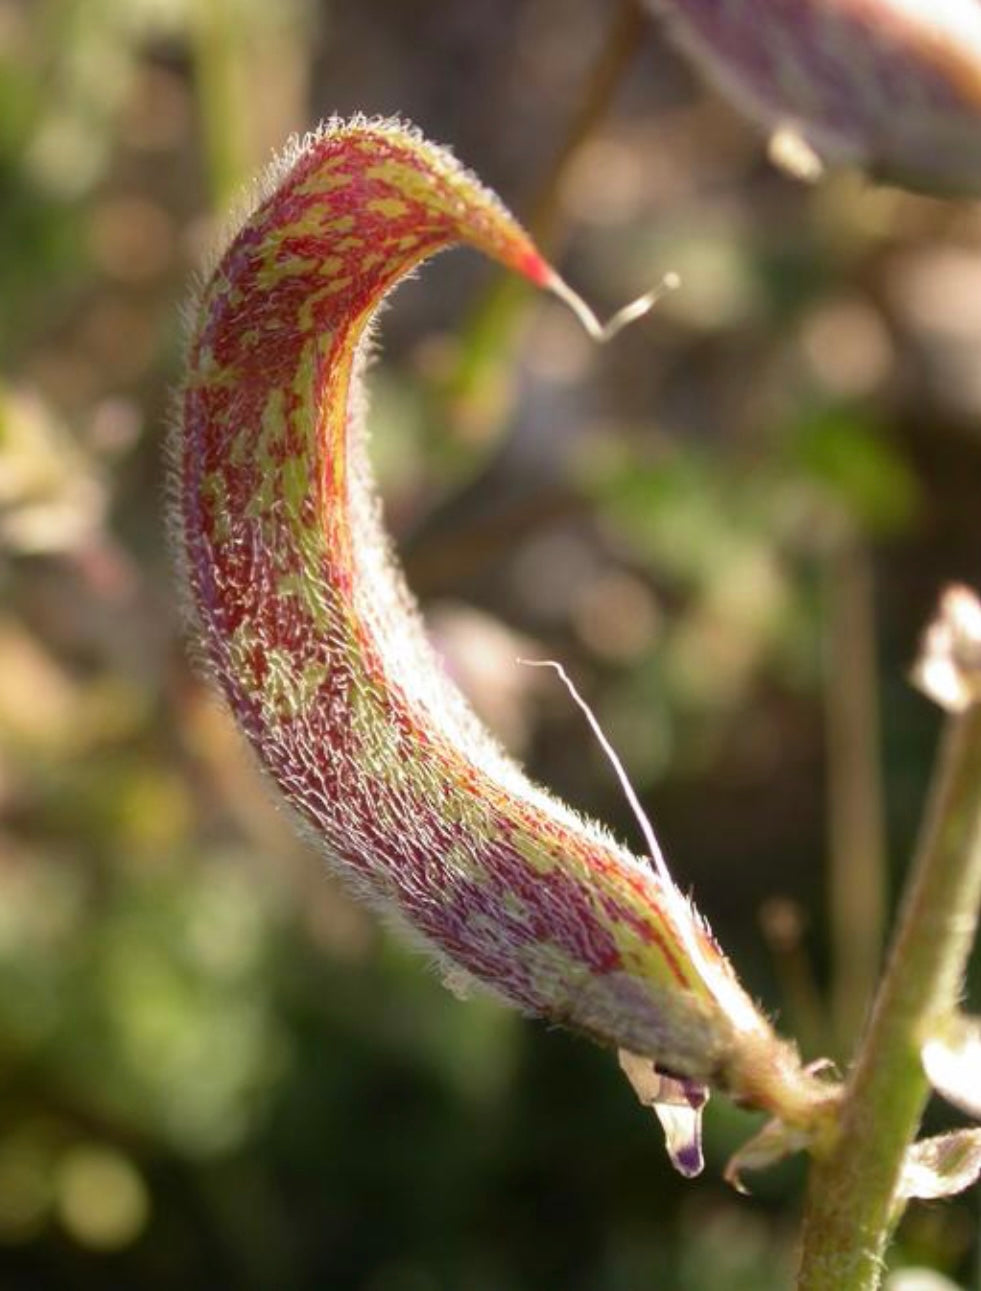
[1, 1, 980, 1287]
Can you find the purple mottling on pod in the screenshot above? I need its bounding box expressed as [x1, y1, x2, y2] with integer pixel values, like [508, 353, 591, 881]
[647, 0, 981, 193]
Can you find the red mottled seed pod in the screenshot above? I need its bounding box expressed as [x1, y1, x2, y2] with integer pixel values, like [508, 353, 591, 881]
[176, 118, 835, 1174]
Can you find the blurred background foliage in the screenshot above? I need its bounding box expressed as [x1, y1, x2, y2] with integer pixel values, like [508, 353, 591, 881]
[1, 1, 980, 1288]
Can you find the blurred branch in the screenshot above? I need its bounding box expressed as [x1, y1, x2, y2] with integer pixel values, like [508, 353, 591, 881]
[439, 0, 648, 444]
[823, 540, 886, 1055]
[189, 0, 253, 208]
[521, 0, 649, 254]
[759, 897, 828, 1062]
[190, 0, 309, 210]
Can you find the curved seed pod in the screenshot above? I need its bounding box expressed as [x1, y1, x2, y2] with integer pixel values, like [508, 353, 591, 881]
[646, 0, 981, 195]
[177, 117, 834, 1165]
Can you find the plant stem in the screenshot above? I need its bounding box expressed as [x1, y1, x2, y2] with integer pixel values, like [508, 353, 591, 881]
[190, 0, 252, 208]
[190, 0, 309, 212]
[797, 701, 981, 1290]
[823, 540, 886, 1055]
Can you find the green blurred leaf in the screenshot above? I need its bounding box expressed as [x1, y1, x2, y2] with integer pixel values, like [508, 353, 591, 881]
[789, 408, 920, 535]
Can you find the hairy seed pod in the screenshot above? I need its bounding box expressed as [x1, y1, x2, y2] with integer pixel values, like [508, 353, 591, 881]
[647, 0, 981, 195]
[176, 117, 834, 1172]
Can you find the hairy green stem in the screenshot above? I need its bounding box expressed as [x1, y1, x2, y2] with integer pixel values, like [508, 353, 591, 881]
[797, 701, 981, 1290]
